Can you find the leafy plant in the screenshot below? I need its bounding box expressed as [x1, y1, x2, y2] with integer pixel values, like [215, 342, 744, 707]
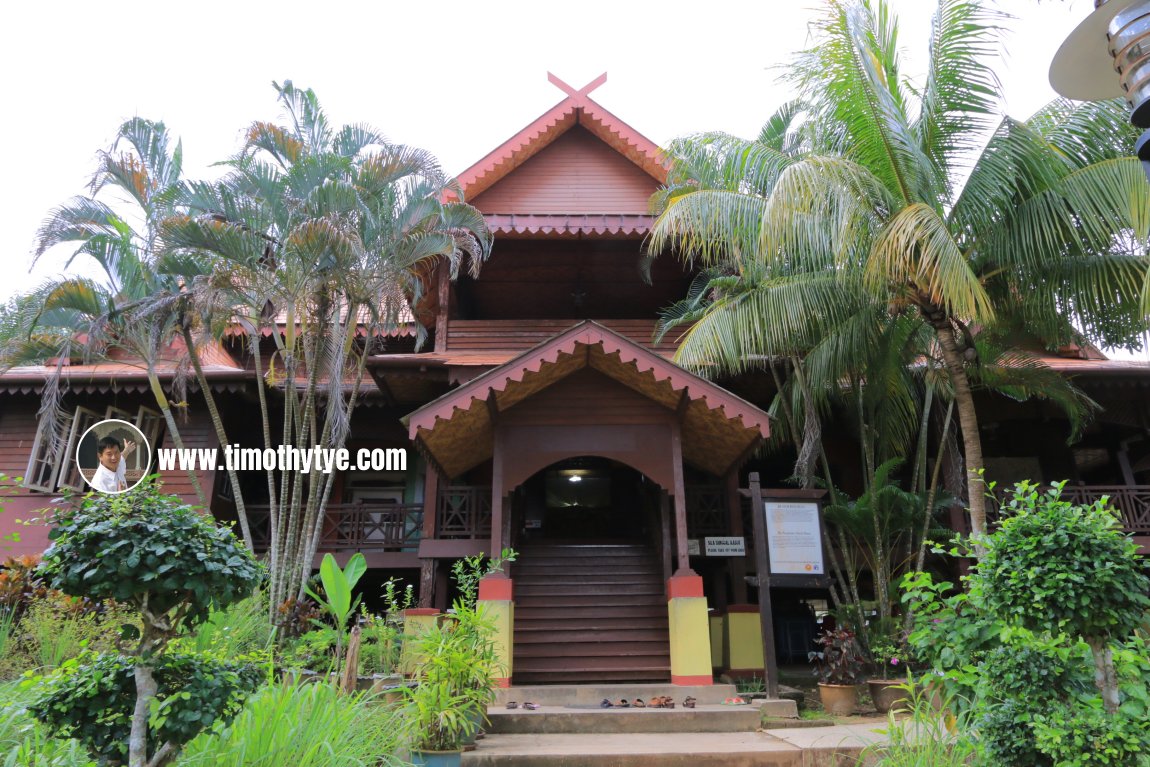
[970, 481, 1150, 714]
[861, 673, 978, 767]
[867, 637, 904, 681]
[32, 482, 262, 767]
[27, 652, 262, 766]
[1032, 704, 1150, 767]
[402, 679, 479, 754]
[305, 552, 366, 666]
[808, 626, 865, 685]
[450, 548, 516, 609]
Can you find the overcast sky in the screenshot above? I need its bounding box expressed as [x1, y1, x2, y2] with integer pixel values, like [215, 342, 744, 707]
[4, 0, 1133, 350]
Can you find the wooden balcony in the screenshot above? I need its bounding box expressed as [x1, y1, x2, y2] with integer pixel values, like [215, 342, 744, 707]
[247, 503, 424, 553]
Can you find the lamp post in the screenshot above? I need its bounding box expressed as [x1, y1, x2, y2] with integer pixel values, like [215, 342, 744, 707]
[1051, 0, 1150, 182]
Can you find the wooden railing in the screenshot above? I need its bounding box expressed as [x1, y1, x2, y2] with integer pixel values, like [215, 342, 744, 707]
[1063, 485, 1150, 535]
[988, 485, 1150, 536]
[247, 503, 424, 551]
[437, 486, 492, 539]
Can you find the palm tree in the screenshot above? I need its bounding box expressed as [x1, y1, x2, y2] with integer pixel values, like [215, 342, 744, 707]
[161, 81, 492, 610]
[651, 0, 1149, 552]
[2, 119, 212, 509]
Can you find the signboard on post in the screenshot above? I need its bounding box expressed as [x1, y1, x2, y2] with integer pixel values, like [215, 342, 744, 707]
[740, 476, 829, 699]
[704, 536, 746, 556]
[764, 502, 824, 575]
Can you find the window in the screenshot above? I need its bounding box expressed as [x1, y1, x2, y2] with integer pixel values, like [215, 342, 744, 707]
[24, 405, 165, 493]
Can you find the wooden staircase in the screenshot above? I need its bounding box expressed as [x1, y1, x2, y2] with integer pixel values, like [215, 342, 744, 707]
[512, 542, 671, 684]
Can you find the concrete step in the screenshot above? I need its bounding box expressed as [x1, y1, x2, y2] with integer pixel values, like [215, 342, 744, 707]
[460, 729, 879, 767]
[485, 704, 764, 734]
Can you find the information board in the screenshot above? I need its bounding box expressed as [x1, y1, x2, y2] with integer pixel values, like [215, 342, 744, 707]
[763, 501, 824, 575]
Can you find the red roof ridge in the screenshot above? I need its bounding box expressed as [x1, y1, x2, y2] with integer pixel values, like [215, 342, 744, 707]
[448, 73, 668, 202]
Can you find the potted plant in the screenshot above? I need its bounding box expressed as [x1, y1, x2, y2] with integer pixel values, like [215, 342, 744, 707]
[866, 636, 911, 713]
[403, 679, 479, 766]
[809, 626, 865, 716]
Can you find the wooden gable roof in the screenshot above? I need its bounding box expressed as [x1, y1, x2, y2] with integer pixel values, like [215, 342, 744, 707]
[447, 73, 667, 238]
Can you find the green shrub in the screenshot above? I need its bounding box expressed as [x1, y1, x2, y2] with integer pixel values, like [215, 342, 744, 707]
[39, 486, 261, 627]
[27, 652, 262, 765]
[980, 699, 1054, 767]
[31, 482, 262, 766]
[1032, 705, 1150, 767]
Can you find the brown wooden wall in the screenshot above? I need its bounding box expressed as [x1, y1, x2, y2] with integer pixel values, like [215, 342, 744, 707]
[471, 127, 658, 215]
[497, 369, 677, 490]
[0, 393, 220, 557]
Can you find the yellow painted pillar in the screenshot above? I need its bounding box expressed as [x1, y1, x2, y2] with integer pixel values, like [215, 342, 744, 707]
[477, 575, 514, 688]
[709, 611, 726, 671]
[667, 574, 713, 685]
[400, 608, 441, 675]
[725, 605, 766, 678]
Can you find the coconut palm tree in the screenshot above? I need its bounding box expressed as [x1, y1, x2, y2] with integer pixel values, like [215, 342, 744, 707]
[161, 81, 492, 610]
[651, 0, 1149, 552]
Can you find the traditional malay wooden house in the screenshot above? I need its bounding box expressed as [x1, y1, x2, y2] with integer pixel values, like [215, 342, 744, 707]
[1, 73, 1147, 687]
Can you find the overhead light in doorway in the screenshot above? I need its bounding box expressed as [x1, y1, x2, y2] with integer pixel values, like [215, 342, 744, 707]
[568, 475, 583, 483]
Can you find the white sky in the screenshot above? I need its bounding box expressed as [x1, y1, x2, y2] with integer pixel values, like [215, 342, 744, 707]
[5, 0, 1139, 356]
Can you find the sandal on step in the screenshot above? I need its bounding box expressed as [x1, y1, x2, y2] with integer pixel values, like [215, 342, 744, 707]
[632, 698, 646, 707]
[600, 698, 614, 708]
[523, 702, 540, 710]
[683, 696, 697, 709]
[505, 701, 519, 709]
[617, 699, 630, 708]
[648, 697, 663, 708]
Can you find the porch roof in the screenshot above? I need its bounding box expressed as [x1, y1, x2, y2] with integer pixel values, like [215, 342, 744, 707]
[403, 321, 770, 479]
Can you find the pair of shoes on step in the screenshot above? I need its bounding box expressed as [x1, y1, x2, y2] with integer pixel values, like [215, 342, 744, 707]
[505, 701, 540, 710]
[600, 698, 643, 708]
[647, 696, 676, 708]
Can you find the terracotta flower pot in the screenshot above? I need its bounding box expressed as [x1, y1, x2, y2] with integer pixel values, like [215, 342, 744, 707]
[867, 679, 910, 714]
[817, 682, 859, 716]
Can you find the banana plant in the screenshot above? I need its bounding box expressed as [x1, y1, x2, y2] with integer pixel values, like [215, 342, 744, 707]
[305, 552, 367, 668]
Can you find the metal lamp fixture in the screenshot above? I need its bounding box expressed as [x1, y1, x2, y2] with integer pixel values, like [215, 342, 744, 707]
[1051, 0, 1150, 181]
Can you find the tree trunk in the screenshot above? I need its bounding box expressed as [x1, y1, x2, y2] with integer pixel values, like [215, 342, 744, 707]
[129, 663, 158, 767]
[146, 373, 209, 507]
[181, 325, 253, 551]
[932, 320, 987, 557]
[1088, 637, 1122, 715]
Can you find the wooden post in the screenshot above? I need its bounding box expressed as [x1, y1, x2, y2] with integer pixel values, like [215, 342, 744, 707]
[434, 263, 450, 353]
[490, 430, 504, 557]
[748, 472, 780, 699]
[660, 492, 673, 583]
[418, 464, 440, 608]
[670, 422, 690, 574]
[725, 470, 748, 604]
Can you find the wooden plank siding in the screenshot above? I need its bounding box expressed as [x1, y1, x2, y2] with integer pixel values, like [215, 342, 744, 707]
[501, 368, 674, 426]
[471, 127, 658, 215]
[446, 319, 682, 355]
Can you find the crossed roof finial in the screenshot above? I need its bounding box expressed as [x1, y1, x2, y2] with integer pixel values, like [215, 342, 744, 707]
[547, 72, 607, 106]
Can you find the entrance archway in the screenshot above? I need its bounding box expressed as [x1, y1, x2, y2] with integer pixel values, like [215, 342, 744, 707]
[515, 456, 660, 544]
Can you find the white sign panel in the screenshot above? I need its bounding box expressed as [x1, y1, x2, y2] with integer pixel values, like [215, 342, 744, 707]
[763, 501, 824, 575]
[704, 536, 746, 557]
[687, 538, 701, 556]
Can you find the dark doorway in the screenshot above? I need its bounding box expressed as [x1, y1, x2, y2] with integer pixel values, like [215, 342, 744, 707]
[517, 457, 656, 542]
